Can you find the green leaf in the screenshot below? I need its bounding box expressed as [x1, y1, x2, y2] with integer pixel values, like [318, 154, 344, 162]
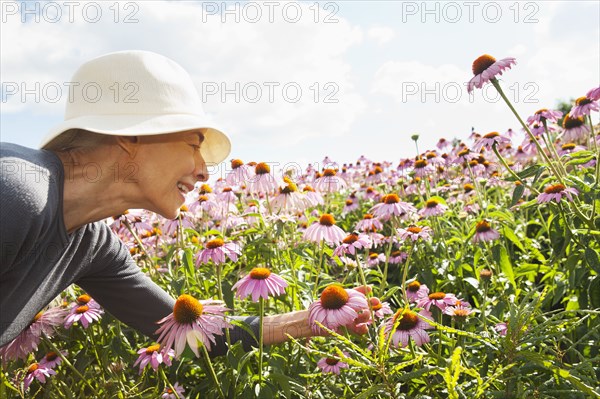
[589, 275, 600, 309]
[511, 184, 525, 207]
[493, 244, 516, 291]
[584, 248, 600, 274]
[504, 164, 545, 181]
[502, 226, 525, 252]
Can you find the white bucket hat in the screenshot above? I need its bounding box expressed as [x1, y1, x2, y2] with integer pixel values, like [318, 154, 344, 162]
[40, 50, 231, 165]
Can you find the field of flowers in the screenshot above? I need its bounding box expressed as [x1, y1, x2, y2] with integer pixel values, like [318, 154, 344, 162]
[1, 55, 599, 398]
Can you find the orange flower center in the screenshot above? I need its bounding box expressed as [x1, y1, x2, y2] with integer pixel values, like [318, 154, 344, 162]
[206, 238, 224, 249]
[323, 168, 337, 177]
[563, 114, 585, 129]
[363, 214, 373, 219]
[342, 233, 358, 245]
[428, 292, 446, 300]
[483, 132, 499, 139]
[255, 162, 270, 175]
[173, 294, 204, 324]
[561, 143, 576, 150]
[414, 159, 428, 168]
[27, 363, 39, 374]
[425, 152, 436, 159]
[303, 185, 315, 192]
[231, 159, 244, 169]
[407, 281, 421, 292]
[198, 195, 209, 202]
[373, 166, 383, 174]
[345, 199, 354, 206]
[45, 352, 58, 361]
[200, 184, 212, 193]
[280, 182, 298, 194]
[76, 305, 89, 314]
[320, 285, 349, 310]
[544, 184, 566, 194]
[464, 183, 475, 193]
[33, 311, 43, 322]
[575, 96, 592, 106]
[369, 252, 379, 259]
[453, 309, 470, 317]
[407, 226, 422, 234]
[472, 54, 497, 75]
[426, 199, 439, 208]
[475, 220, 491, 233]
[180, 205, 188, 212]
[458, 148, 470, 157]
[325, 357, 340, 366]
[394, 309, 419, 331]
[145, 344, 161, 354]
[319, 214, 336, 226]
[382, 194, 400, 204]
[249, 267, 271, 280]
[366, 187, 374, 193]
[77, 294, 91, 305]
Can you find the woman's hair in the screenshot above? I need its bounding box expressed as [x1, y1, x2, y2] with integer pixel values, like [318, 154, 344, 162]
[44, 129, 115, 153]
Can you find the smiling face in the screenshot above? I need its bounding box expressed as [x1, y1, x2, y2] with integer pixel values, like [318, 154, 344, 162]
[132, 130, 208, 219]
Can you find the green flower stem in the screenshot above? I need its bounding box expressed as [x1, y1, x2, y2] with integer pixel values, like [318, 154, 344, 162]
[542, 120, 567, 177]
[313, 241, 325, 297]
[159, 367, 183, 399]
[123, 219, 157, 274]
[491, 144, 539, 195]
[202, 344, 226, 399]
[400, 242, 416, 306]
[465, 162, 485, 213]
[43, 337, 100, 396]
[355, 254, 375, 323]
[258, 297, 265, 386]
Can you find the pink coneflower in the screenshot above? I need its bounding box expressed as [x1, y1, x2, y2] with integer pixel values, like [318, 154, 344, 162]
[64, 294, 103, 329]
[467, 54, 516, 93]
[271, 181, 306, 213]
[473, 132, 511, 152]
[437, 137, 450, 150]
[537, 184, 578, 204]
[472, 220, 500, 243]
[527, 108, 563, 125]
[133, 344, 174, 374]
[333, 233, 372, 257]
[314, 169, 347, 193]
[226, 159, 254, 187]
[246, 162, 280, 195]
[586, 86, 600, 101]
[196, 238, 241, 266]
[317, 353, 350, 375]
[384, 308, 433, 348]
[406, 281, 429, 303]
[417, 291, 458, 312]
[494, 322, 508, 336]
[0, 306, 66, 362]
[452, 148, 477, 165]
[302, 185, 325, 207]
[39, 351, 65, 369]
[342, 198, 359, 214]
[557, 142, 586, 156]
[303, 214, 347, 245]
[570, 95, 599, 118]
[364, 186, 380, 201]
[560, 114, 590, 143]
[371, 300, 393, 319]
[162, 206, 195, 236]
[367, 252, 386, 267]
[22, 362, 56, 392]
[188, 194, 218, 215]
[162, 382, 186, 399]
[419, 198, 448, 218]
[388, 250, 407, 265]
[397, 225, 433, 242]
[412, 159, 435, 178]
[355, 214, 383, 232]
[443, 301, 473, 322]
[231, 267, 287, 302]
[369, 194, 416, 221]
[308, 285, 368, 334]
[155, 294, 231, 357]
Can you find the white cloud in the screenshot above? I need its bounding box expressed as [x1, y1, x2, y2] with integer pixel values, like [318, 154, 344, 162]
[367, 26, 394, 45]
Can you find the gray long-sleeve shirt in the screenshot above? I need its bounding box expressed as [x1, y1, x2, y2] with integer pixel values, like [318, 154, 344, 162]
[0, 143, 257, 355]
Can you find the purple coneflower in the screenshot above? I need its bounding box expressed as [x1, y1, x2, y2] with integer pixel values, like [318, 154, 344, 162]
[560, 113, 590, 143]
[155, 294, 231, 357]
[417, 291, 458, 312]
[412, 159, 435, 178]
[537, 184, 578, 204]
[397, 225, 433, 242]
[342, 198, 360, 214]
[246, 162, 280, 195]
[314, 168, 347, 193]
[406, 281, 429, 303]
[64, 294, 103, 329]
[384, 308, 433, 348]
[303, 214, 347, 245]
[570, 95, 599, 118]
[557, 142, 586, 156]
[196, 238, 241, 266]
[317, 353, 350, 375]
[333, 232, 372, 257]
[472, 220, 500, 243]
[231, 267, 287, 302]
[355, 214, 383, 232]
[133, 344, 174, 374]
[388, 250, 407, 265]
[527, 108, 563, 125]
[494, 322, 508, 336]
[23, 362, 56, 391]
[0, 306, 66, 362]
[443, 301, 473, 322]
[308, 285, 368, 334]
[472, 131, 511, 152]
[226, 159, 254, 187]
[367, 252, 386, 267]
[271, 180, 306, 213]
[369, 194, 416, 221]
[419, 198, 448, 218]
[467, 54, 516, 93]
[39, 351, 65, 369]
[162, 382, 186, 399]
[586, 86, 600, 101]
[371, 300, 393, 319]
[302, 185, 324, 207]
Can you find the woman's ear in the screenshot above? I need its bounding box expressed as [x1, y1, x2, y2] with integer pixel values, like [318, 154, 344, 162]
[116, 136, 141, 158]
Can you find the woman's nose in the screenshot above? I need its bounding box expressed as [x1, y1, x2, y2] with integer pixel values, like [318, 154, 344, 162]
[194, 151, 209, 182]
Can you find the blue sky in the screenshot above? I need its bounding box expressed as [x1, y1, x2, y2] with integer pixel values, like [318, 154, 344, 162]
[1, 1, 598, 176]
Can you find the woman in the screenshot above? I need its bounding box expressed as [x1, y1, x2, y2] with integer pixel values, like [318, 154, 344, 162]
[0, 51, 375, 358]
